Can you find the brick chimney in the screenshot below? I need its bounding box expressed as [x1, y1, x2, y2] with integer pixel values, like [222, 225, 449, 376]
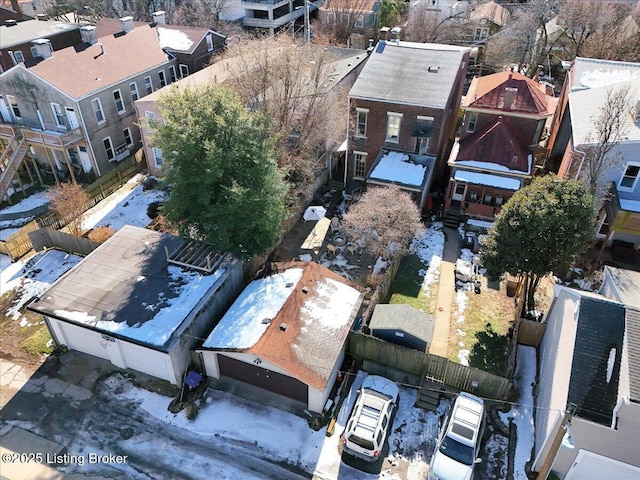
[119, 16, 134, 33]
[380, 26, 390, 41]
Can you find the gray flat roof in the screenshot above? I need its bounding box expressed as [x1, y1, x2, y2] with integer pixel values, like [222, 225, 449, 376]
[348, 40, 469, 108]
[28, 225, 228, 351]
[369, 304, 436, 343]
[0, 19, 82, 49]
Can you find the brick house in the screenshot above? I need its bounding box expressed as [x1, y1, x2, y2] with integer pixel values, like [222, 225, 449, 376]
[444, 69, 556, 222]
[345, 38, 470, 209]
[0, 15, 224, 202]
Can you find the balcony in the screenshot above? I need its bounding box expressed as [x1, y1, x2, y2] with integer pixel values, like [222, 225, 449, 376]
[21, 127, 84, 149]
[604, 182, 640, 235]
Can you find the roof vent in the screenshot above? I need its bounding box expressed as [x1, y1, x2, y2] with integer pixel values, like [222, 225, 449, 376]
[279, 323, 288, 332]
[152, 11, 166, 25]
[286, 282, 294, 288]
[119, 16, 134, 34]
[31, 39, 53, 59]
[428, 65, 440, 73]
[261, 317, 272, 325]
[301, 286, 309, 294]
[80, 25, 98, 45]
[5, 19, 17, 27]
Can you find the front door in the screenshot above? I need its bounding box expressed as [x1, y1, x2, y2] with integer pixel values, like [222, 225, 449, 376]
[77, 145, 92, 173]
[451, 182, 467, 202]
[65, 107, 79, 129]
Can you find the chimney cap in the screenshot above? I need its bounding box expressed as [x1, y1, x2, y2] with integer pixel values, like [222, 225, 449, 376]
[279, 323, 288, 332]
[32, 38, 51, 45]
[5, 19, 17, 27]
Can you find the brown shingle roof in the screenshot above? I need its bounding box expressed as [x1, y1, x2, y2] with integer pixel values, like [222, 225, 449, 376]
[246, 262, 363, 391]
[465, 70, 554, 116]
[456, 115, 531, 172]
[469, 0, 510, 26]
[320, 0, 378, 13]
[28, 24, 170, 98]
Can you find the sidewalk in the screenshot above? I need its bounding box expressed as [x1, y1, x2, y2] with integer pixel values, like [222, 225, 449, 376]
[430, 227, 460, 357]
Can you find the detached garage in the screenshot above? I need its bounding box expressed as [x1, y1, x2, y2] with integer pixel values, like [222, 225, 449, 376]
[198, 261, 363, 414]
[28, 225, 243, 385]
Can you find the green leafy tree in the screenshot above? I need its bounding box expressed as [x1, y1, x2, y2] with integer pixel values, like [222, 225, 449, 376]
[154, 85, 289, 260]
[378, 0, 405, 31]
[481, 176, 594, 314]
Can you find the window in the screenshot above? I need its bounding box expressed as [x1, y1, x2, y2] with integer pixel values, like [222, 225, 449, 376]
[326, 12, 336, 25]
[474, 27, 489, 42]
[123, 127, 133, 146]
[7, 95, 21, 119]
[169, 66, 177, 83]
[416, 137, 430, 155]
[113, 89, 125, 114]
[103, 137, 115, 161]
[386, 113, 402, 142]
[145, 111, 156, 132]
[179, 64, 189, 78]
[415, 115, 434, 154]
[51, 103, 66, 128]
[354, 15, 364, 29]
[619, 163, 640, 191]
[91, 98, 105, 123]
[29, 46, 38, 57]
[152, 148, 163, 167]
[144, 76, 153, 95]
[206, 34, 214, 52]
[467, 112, 478, 132]
[355, 109, 368, 137]
[129, 82, 139, 101]
[159, 71, 167, 88]
[12, 51, 25, 63]
[354, 151, 367, 178]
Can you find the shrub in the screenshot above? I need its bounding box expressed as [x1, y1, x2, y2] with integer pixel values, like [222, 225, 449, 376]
[88, 226, 116, 243]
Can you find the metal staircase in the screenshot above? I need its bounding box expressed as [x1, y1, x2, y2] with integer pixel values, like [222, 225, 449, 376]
[0, 138, 29, 202]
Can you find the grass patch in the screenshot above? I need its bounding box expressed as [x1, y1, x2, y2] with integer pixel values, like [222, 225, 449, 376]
[449, 280, 514, 376]
[384, 254, 438, 315]
[22, 324, 54, 355]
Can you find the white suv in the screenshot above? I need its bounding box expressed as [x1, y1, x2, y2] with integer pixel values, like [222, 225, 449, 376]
[429, 392, 485, 480]
[342, 375, 399, 463]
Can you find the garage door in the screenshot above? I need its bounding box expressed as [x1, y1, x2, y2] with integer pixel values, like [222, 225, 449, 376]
[218, 355, 308, 404]
[57, 321, 110, 360]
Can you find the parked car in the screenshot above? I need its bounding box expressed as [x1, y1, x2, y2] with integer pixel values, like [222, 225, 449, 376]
[342, 375, 399, 463]
[429, 392, 485, 480]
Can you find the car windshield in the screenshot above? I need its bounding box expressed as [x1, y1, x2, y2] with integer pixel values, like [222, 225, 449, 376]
[439, 435, 474, 465]
[348, 434, 375, 451]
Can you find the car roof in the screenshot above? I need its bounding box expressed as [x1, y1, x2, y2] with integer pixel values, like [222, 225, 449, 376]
[447, 392, 484, 446]
[362, 375, 399, 400]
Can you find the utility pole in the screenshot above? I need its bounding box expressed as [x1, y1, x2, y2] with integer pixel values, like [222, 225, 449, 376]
[535, 403, 577, 480]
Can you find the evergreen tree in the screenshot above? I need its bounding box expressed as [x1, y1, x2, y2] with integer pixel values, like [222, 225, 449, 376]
[153, 85, 289, 259]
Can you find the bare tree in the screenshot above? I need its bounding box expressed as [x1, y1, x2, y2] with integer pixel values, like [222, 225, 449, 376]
[341, 186, 424, 260]
[577, 85, 633, 204]
[317, 0, 377, 45]
[485, 0, 559, 76]
[171, 0, 232, 29]
[227, 37, 349, 197]
[404, 3, 470, 44]
[46, 183, 89, 237]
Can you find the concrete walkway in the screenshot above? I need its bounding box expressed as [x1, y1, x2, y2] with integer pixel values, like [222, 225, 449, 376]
[430, 227, 460, 357]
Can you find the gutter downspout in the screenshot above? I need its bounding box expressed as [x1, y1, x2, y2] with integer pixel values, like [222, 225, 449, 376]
[572, 145, 587, 180]
[344, 96, 350, 189]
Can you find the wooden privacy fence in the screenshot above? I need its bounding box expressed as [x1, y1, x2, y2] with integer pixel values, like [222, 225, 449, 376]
[347, 331, 512, 400]
[29, 228, 100, 257]
[0, 158, 144, 261]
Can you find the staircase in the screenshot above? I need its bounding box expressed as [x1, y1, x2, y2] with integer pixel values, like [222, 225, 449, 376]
[443, 206, 462, 229]
[0, 139, 29, 202]
[415, 378, 445, 411]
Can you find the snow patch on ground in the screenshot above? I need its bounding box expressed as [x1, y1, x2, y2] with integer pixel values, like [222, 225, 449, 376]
[0, 191, 49, 214]
[499, 345, 536, 479]
[412, 223, 444, 289]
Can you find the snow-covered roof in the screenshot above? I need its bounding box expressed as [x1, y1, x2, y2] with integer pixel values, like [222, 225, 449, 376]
[203, 268, 304, 349]
[453, 170, 521, 190]
[568, 78, 640, 146]
[28, 226, 232, 350]
[202, 262, 363, 390]
[455, 158, 532, 175]
[571, 57, 640, 90]
[368, 150, 431, 188]
[158, 26, 193, 51]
